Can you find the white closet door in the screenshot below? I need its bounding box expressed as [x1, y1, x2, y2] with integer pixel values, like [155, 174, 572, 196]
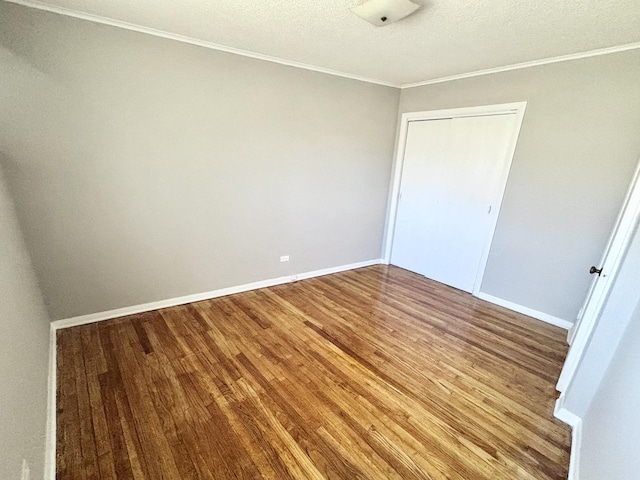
[391, 113, 517, 292]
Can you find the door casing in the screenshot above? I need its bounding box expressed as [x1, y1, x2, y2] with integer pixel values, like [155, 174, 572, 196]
[382, 102, 527, 296]
[557, 158, 640, 393]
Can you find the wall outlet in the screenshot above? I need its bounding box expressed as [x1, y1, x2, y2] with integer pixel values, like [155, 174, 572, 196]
[280, 255, 290, 262]
[21, 459, 30, 480]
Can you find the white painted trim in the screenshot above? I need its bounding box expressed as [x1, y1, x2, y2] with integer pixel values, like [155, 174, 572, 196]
[401, 41, 640, 89]
[44, 324, 56, 480]
[567, 321, 577, 345]
[568, 159, 640, 346]
[4, 0, 397, 88]
[382, 102, 527, 296]
[568, 420, 582, 480]
[21, 459, 30, 480]
[554, 393, 581, 427]
[52, 259, 382, 330]
[294, 259, 382, 281]
[557, 159, 640, 393]
[554, 394, 582, 480]
[476, 292, 573, 329]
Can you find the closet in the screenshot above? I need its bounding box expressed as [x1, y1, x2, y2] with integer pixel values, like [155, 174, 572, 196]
[389, 104, 525, 293]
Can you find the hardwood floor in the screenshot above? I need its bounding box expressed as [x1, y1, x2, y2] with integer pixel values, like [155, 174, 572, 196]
[56, 265, 571, 479]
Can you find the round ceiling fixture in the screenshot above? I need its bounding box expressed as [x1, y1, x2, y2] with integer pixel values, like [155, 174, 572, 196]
[350, 0, 421, 27]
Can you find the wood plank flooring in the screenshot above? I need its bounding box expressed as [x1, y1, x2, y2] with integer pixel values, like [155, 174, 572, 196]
[57, 265, 571, 479]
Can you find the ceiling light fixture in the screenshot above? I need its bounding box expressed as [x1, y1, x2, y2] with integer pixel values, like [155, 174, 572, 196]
[350, 0, 421, 27]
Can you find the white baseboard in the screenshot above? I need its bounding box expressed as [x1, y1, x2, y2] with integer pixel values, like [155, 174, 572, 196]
[567, 420, 582, 480]
[295, 260, 380, 281]
[44, 324, 57, 480]
[475, 292, 573, 330]
[555, 394, 582, 480]
[52, 259, 383, 330]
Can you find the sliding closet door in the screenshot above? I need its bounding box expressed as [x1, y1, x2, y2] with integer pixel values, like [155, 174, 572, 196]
[391, 113, 517, 292]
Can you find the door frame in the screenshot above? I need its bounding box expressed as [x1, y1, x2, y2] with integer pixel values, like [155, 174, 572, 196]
[556, 158, 640, 393]
[567, 158, 640, 345]
[382, 102, 527, 295]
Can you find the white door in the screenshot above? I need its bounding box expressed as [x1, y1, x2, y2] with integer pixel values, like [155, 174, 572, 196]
[556, 159, 640, 393]
[390, 113, 518, 292]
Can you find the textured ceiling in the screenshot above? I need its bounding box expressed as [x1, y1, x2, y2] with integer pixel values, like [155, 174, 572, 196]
[9, 0, 640, 86]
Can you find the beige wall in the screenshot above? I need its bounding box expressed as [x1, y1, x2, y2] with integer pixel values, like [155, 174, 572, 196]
[2, 1, 639, 325]
[0, 165, 50, 480]
[0, 2, 400, 320]
[397, 51, 640, 321]
[580, 300, 640, 479]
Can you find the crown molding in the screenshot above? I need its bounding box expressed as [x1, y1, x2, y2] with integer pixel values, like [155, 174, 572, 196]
[401, 41, 640, 89]
[3, 0, 400, 88]
[6, 0, 640, 91]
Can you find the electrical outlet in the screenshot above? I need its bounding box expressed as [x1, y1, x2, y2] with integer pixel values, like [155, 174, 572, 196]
[21, 459, 30, 480]
[280, 255, 290, 262]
